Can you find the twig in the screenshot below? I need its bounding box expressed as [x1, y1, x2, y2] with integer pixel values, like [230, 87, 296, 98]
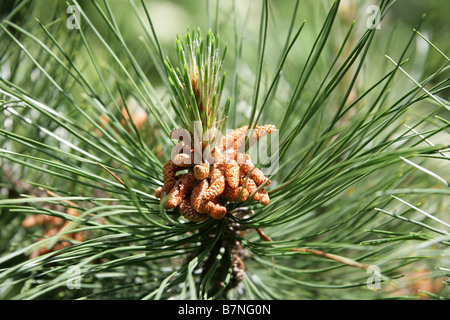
[39, 187, 80, 208]
[97, 162, 126, 187]
[291, 247, 369, 270]
[256, 228, 273, 242]
[256, 229, 367, 270]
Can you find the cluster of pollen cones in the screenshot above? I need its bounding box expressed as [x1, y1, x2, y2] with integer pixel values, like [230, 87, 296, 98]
[22, 208, 84, 258]
[155, 124, 276, 222]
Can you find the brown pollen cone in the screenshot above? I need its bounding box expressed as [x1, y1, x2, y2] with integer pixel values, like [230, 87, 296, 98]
[156, 124, 275, 222]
